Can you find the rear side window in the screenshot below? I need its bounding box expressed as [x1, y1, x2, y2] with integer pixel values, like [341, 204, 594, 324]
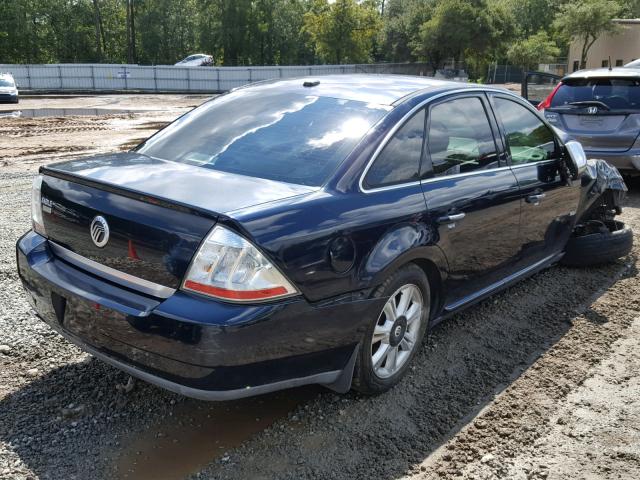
[137, 90, 388, 186]
[493, 98, 557, 164]
[364, 109, 425, 188]
[551, 77, 640, 111]
[427, 97, 499, 177]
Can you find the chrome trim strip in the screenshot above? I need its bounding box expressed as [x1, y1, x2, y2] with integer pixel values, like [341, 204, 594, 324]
[358, 87, 534, 194]
[420, 165, 513, 186]
[444, 253, 559, 311]
[509, 159, 557, 170]
[49, 242, 176, 299]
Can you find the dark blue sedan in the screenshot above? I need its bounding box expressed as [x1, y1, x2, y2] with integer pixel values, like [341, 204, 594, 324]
[16, 75, 631, 399]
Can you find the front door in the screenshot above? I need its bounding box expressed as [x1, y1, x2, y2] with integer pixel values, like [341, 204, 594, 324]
[421, 94, 523, 310]
[489, 94, 581, 267]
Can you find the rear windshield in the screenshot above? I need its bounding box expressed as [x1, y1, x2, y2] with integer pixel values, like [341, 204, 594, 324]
[551, 77, 640, 111]
[137, 90, 388, 186]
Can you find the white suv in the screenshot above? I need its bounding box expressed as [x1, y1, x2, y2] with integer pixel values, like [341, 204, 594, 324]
[0, 73, 19, 104]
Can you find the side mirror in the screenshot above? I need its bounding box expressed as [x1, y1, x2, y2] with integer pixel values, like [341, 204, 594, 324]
[564, 141, 588, 178]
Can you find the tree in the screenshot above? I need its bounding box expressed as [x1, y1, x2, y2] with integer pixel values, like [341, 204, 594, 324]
[553, 0, 622, 69]
[507, 30, 560, 71]
[410, 0, 499, 70]
[303, 0, 381, 64]
[378, 0, 432, 62]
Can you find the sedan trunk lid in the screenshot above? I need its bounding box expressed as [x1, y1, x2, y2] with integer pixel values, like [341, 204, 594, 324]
[40, 152, 316, 291]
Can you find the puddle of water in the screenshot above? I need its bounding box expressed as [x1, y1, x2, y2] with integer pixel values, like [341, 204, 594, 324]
[114, 386, 321, 480]
[0, 108, 145, 118]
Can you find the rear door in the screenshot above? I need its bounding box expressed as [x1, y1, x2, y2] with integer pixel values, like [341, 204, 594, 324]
[420, 93, 522, 309]
[540, 76, 640, 152]
[488, 93, 581, 268]
[522, 72, 561, 107]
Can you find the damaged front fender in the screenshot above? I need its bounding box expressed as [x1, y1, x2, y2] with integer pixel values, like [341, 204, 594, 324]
[577, 159, 627, 223]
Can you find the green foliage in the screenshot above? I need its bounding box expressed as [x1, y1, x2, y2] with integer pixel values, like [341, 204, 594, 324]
[303, 0, 381, 64]
[410, 0, 512, 70]
[553, 0, 622, 69]
[507, 30, 560, 71]
[378, 0, 433, 62]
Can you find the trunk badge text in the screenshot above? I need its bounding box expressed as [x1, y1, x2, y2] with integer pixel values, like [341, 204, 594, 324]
[90, 216, 110, 248]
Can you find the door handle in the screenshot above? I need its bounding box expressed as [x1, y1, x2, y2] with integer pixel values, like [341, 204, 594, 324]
[437, 212, 466, 224]
[526, 193, 546, 205]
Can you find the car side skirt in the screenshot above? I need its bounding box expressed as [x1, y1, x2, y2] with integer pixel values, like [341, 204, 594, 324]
[430, 251, 564, 326]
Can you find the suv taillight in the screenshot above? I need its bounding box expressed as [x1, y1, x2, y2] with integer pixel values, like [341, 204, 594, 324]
[537, 82, 562, 111]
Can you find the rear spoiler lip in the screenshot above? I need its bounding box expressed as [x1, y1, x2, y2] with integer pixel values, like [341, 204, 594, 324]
[40, 165, 219, 221]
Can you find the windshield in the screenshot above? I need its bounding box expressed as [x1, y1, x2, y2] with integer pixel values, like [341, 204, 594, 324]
[551, 77, 640, 111]
[0, 78, 15, 87]
[137, 90, 389, 186]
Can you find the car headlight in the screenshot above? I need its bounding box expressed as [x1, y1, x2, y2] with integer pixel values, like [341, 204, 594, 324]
[31, 174, 47, 237]
[182, 225, 298, 302]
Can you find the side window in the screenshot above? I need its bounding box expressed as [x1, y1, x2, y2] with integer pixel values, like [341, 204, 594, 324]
[493, 97, 558, 165]
[427, 97, 499, 177]
[364, 109, 425, 188]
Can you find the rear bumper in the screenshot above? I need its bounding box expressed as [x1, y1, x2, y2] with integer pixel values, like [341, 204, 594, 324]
[17, 231, 381, 399]
[584, 148, 640, 174]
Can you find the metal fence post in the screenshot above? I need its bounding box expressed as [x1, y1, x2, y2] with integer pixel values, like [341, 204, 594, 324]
[58, 65, 63, 89]
[26, 64, 32, 89]
[187, 67, 191, 91]
[153, 66, 158, 92]
[91, 65, 95, 91]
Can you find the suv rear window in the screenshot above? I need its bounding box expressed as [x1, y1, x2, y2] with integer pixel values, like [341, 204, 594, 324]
[137, 90, 389, 186]
[551, 77, 640, 111]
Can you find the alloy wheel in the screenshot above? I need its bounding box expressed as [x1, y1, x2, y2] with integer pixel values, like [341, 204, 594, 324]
[370, 284, 423, 379]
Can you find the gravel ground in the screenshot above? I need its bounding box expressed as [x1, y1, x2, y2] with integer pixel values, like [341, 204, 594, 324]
[0, 95, 639, 480]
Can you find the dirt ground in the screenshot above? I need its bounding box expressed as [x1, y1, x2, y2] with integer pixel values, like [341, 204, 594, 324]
[0, 95, 639, 480]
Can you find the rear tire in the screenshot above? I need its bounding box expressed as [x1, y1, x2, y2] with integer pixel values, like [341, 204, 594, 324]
[352, 264, 430, 395]
[562, 220, 633, 267]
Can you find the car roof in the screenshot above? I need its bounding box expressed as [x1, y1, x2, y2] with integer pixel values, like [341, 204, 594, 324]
[563, 67, 640, 80]
[234, 74, 468, 106]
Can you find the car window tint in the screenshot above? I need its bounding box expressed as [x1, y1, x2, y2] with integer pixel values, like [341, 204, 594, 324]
[494, 97, 557, 165]
[364, 109, 425, 188]
[137, 91, 389, 186]
[427, 97, 499, 177]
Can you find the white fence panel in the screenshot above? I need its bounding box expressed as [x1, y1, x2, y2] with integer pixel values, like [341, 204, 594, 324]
[0, 62, 432, 93]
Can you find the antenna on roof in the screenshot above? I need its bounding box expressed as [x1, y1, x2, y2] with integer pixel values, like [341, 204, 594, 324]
[609, 55, 612, 71]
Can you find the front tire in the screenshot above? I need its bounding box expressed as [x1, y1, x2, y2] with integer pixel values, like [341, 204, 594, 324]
[562, 220, 633, 267]
[353, 264, 430, 395]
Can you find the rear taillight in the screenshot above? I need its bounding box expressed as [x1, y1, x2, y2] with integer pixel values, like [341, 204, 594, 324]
[31, 174, 46, 237]
[182, 225, 298, 302]
[537, 82, 562, 111]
